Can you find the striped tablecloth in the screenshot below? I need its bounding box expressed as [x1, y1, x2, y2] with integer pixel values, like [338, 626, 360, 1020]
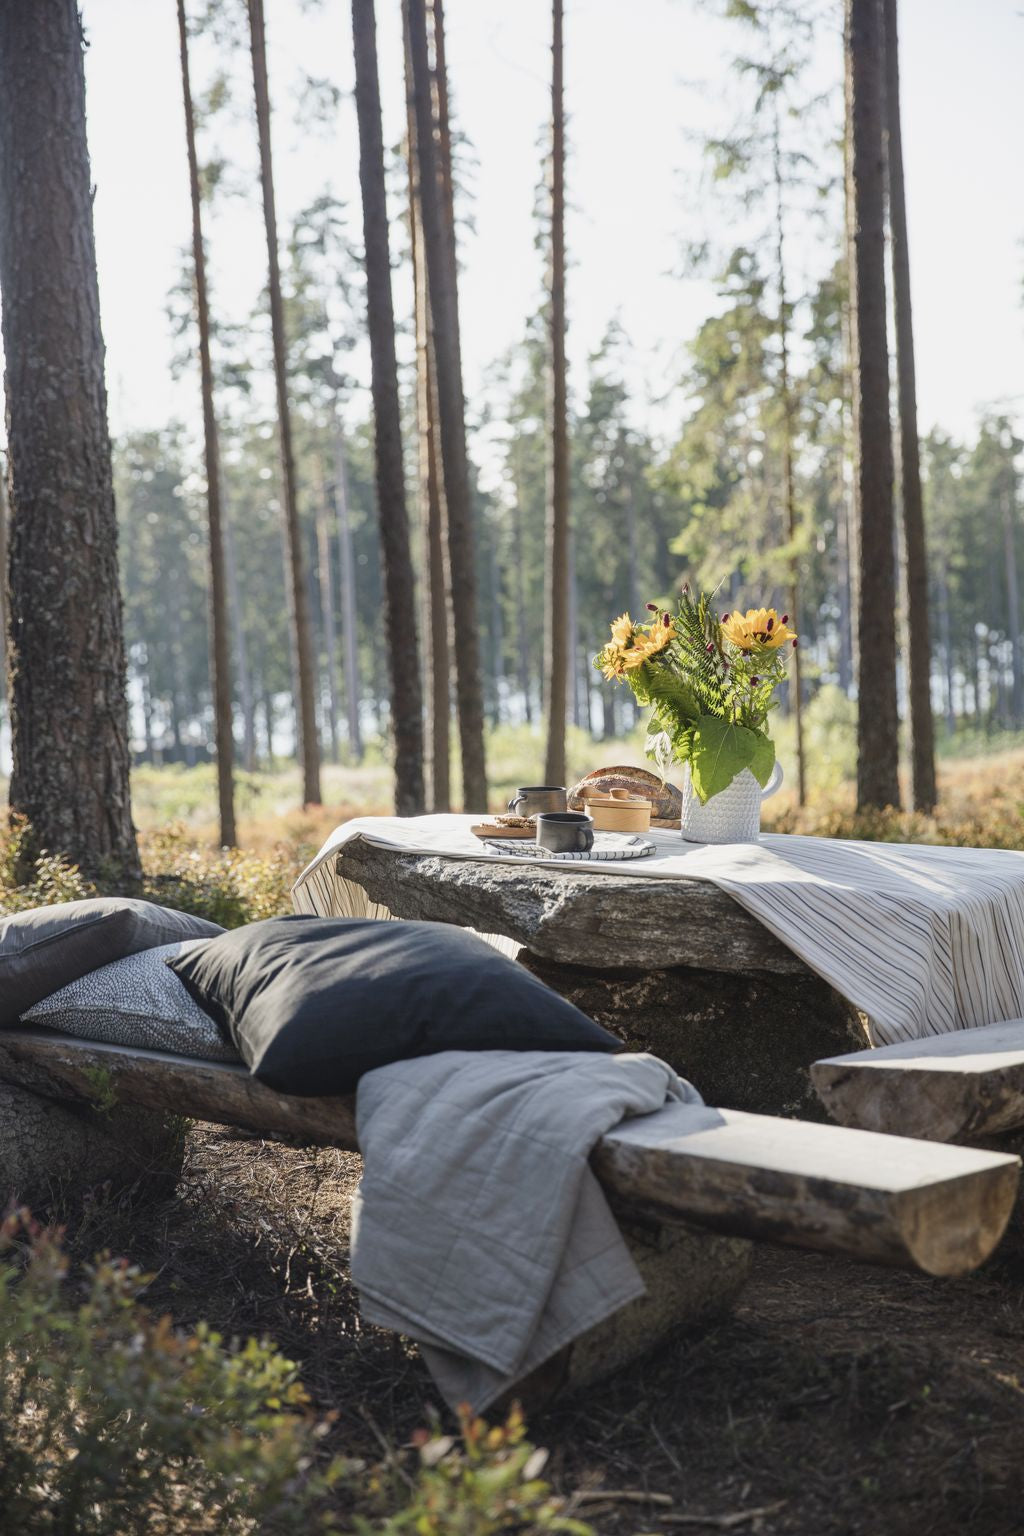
[293, 814, 1024, 1047]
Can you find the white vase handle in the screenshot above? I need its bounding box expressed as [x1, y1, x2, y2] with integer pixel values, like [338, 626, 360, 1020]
[760, 759, 784, 800]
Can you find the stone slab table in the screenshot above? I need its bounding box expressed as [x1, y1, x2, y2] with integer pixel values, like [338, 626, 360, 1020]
[332, 837, 868, 1117]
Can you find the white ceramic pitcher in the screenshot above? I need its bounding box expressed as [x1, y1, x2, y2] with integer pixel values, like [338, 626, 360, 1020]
[679, 760, 784, 844]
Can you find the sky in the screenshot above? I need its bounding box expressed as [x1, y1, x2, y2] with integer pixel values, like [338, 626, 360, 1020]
[80, 0, 1023, 452]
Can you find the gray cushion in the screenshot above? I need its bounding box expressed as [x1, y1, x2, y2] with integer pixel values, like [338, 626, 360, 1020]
[23, 941, 240, 1062]
[0, 898, 224, 1027]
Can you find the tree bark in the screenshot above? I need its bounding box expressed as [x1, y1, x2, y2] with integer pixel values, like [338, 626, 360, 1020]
[846, 0, 901, 809]
[351, 0, 425, 816]
[403, 0, 450, 811]
[543, 0, 570, 787]
[0, 0, 140, 881]
[0, 466, 8, 714]
[1002, 477, 1023, 724]
[771, 96, 805, 806]
[246, 0, 321, 806]
[332, 420, 363, 764]
[407, 0, 488, 810]
[178, 0, 236, 847]
[884, 0, 935, 808]
[223, 509, 256, 770]
[314, 455, 340, 764]
[513, 444, 533, 724]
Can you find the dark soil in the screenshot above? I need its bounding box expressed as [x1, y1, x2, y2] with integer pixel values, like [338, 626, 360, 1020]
[70, 1124, 1024, 1536]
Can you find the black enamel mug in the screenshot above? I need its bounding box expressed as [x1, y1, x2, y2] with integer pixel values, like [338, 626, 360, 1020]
[507, 784, 567, 818]
[536, 811, 594, 854]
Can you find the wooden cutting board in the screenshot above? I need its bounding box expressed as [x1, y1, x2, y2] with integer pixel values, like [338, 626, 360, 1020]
[470, 823, 536, 840]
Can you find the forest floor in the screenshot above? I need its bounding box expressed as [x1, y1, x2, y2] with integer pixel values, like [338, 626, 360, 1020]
[17, 735, 1024, 1532]
[76, 1122, 1024, 1536]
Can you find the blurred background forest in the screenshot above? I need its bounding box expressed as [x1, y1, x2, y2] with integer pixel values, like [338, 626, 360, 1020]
[0, 0, 1022, 868]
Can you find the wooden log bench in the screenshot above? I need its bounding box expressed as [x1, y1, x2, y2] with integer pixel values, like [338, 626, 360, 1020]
[812, 1019, 1024, 1144]
[329, 838, 869, 1118]
[0, 1026, 1018, 1405]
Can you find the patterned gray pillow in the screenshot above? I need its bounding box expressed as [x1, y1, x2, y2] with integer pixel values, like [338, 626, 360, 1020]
[23, 941, 240, 1062]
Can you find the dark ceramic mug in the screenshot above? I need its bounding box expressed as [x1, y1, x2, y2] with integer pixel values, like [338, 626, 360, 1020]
[536, 811, 594, 855]
[507, 784, 567, 818]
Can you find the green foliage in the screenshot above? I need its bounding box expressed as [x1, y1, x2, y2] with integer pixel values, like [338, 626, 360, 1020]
[688, 715, 773, 802]
[0, 1211, 346, 1535]
[0, 815, 292, 928]
[353, 1406, 593, 1536]
[0, 817, 97, 913]
[0, 1214, 593, 1536]
[139, 825, 294, 927]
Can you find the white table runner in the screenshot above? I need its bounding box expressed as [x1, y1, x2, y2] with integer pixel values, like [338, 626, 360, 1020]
[292, 813, 1024, 1047]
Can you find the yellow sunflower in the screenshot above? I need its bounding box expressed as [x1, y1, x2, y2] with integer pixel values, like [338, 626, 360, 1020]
[635, 615, 675, 659]
[720, 607, 797, 652]
[598, 612, 675, 679]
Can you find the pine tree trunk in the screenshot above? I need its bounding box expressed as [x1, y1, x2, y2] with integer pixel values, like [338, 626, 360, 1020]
[403, 0, 450, 811]
[333, 420, 364, 764]
[884, 0, 935, 808]
[1003, 479, 1023, 725]
[178, 0, 236, 846]
[846, 0, 901, 809]
[352, 0, 425, 815]
[937, 576, 955, 733]
[771, 97, 805, 806]
[513, 447, 533, 724]
[223, 509, 256, 771]
[835, 423, 855, 694]
[247, 0, 321, 806]
[543, 0, 570, 787]
[567, 523, 581, 728]
[407, 0, 488, 810]
[262, 683, 275, 766]
[0, 466, 8, 714]
[0, 0, 139, 881]
[314, 455, 340, 764]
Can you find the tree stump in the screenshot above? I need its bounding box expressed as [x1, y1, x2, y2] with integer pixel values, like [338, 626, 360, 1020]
[0, 1082, 185, 1213]
[506, 1219, 752, 1409]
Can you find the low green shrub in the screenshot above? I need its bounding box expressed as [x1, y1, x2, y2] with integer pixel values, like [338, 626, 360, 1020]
[0, 1214, 591, 1535]
[0, 1210, 347, 1534]
[0, 817, 294, 927]
[139, 824, 295, 927]
[353, 1405, 593, 1536]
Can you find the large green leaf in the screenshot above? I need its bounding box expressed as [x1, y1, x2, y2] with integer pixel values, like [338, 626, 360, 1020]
[688, 715, 759, 804]
[747, 729, 776, 788]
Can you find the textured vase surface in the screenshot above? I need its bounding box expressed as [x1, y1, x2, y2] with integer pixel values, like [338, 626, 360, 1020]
[679, 762, 782, 844]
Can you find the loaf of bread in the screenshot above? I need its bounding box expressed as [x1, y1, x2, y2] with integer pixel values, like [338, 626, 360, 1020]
[568, 766, 682, 828]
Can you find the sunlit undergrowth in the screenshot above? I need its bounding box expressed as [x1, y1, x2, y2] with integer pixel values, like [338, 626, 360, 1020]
[0, 817, 296, 927]
[0, 1212, 586, 1536]
[1, 731, 1024, 923]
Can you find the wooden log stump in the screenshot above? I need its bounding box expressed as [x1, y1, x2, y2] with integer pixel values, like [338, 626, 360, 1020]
[0, 1081, 185, 1212]
[813, 1020, 1024, 1143]
[520, 953, 866, 1119]
[508, 1219, 752, 1409]
[0, 1033, 1014, 1279]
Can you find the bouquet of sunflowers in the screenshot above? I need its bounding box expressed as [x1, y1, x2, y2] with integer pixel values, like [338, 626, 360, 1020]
[594, 587, 798, 804]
